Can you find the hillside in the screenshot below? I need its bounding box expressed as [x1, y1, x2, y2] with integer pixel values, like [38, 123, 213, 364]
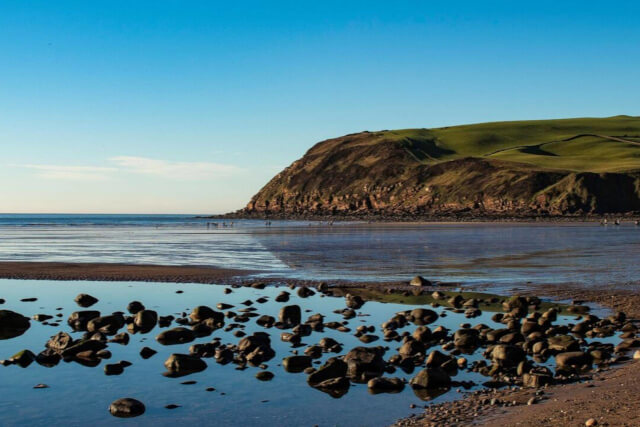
[239, 116, 640, 218]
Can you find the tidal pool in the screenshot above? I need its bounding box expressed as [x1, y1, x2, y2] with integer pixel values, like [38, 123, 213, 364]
[0, 279, 623, 426]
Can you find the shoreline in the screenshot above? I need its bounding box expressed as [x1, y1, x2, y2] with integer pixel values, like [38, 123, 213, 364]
[1, 261, 639, 426]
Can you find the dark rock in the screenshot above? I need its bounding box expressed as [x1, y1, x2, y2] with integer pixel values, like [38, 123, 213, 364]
[133, 310, 158, 332]
[87, 314, 125, 335]
[0, 309, 31, 339]
[109, 398, 145, 418]
[283, 355, 312, 373]
[46, 332, 74, 352]
[410, 276, 432, 287]
[110, 332, 130, 345]
[104, 363, 125, 375]
[127, 301, 145, 314]
[410, 368, 451, 389]
[367, 376, 405, 393]
[409, 308, 438, 325]
[255, 371, 274, 381]
[156, 327, 196, 345]
[345, 294, 364, 310]
[164, 354, 207, 376]
[35, 349, 61, 367]
[9, 349, 36, 367]
[279, 305, 301, 326]
[307, 357, 348, 386]
[74, 293, 98, 307]
[190, 306, 224, 323]
[297, 287, 315, 298]
[555, 351, 592, 369]
[343, 346, 386, 382]
[453, 328, 480, 348]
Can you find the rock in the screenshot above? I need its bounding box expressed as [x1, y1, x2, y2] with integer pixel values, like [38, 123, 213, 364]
[412, 326, 432, 343]
[0, 309, 31, 339]
[399, 339, 425, 357]
[453, 328, 480, 348]
[343, 346, 386, 382]
[35, 349, 61, 367]
[409, 368, 451, 389]
[60, 339, 107, 359]
[127, 301, 145, 314]
[96, 350, 112, 359]
[156, 327, 196, 345]
[314, 376, 350, 396]
[345, 294, 364, 309]
[104, 363, 125, 375]
[33, 384, 49, 389]
[491, 344, 526, 367]
[555, 351, 592, 369]
[548, 335, 580, 353]
[297, 287, 315, 298]
[9, 349, 36, 367]
[633, 350, 640, 360]
[307, 357, 348, 386]
[133, 310, 158, 332]
[585, 419, 598, 426]
[522, 372, 552, 388]
[279, 305, 301, 326]
[46, 332, 74, 352]
[33, 314, 53, 322]
[367, 376, 405, 393]
[410, 276, 432, 287]
[190, 306, 224, 323]
[67, 310, 100, 331]
[409, 308, 438, 325]
[275, 292, 290, 303]
[318, 337, 342, 352]
[283, 355, 312, 373]
[256, 315, 275, 328]
[109, 398, 145, 418]
[255, 371, 274, 381]
[432, 291, 446, 300]
[87, 314, 125, 335]
[74, 293, 99, 307]
[164, 354, 207, 376]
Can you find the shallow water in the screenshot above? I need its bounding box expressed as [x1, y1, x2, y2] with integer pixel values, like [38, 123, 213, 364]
[0, 279, 621, 427]
[0, 215, 639, 287]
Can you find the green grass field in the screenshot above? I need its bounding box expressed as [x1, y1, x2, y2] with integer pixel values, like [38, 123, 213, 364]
[377, 115, 640, 173]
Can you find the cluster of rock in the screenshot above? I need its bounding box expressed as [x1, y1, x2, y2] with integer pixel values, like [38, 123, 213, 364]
[1, 281, 638, 419]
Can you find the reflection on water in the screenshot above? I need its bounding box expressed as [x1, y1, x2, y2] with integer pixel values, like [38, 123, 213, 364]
[0, 280, 623, 426]
[0, 217, 639, 287]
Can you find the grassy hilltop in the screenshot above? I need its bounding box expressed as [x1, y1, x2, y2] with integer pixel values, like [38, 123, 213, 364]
[240, 116, 640, 218]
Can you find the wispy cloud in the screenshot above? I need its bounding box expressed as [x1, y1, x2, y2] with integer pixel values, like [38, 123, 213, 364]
[14, 164, 117, 181]
[109, 156, 241, 180]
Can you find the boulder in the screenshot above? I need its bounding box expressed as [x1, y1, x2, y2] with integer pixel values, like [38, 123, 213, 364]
[345, 294, 364, 310]
[164, 354, 207, 376]
[255, 371, 274, 381]
[367, 376, 405, 393]
[410, 276, 432, 287]
[87, 314, 125, 335]
[126, 301, 145, 314]
[490, 344, 526, 367]
[522, 372, 552, 388]
[190, 306, 224, 323]
[279, 305, 301, 326]
[283, 355, 312, 373]
[343, 346, 386, 382]
[9, 349, 36, 367]
[548, 335, 580, 353]
[410, 368, 451, 389]
[555, 351, 592, 369]
[46, 332, 74, 352]
[409, 308, 438, 325]
[156, 327, 195, 345]
[0, 310, 31, 339]
[109, 398, 145, 418]
[307, 357, 348, 386]
[133, 310, 158, 332]
[74, 293, 98, 307]
[453, 328, 480, 348]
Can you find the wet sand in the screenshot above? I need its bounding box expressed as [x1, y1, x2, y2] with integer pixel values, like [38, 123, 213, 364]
[0, 262, 252, 283]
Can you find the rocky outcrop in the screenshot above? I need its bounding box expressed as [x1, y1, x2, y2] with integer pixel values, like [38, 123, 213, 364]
[235, 127, 640, 218]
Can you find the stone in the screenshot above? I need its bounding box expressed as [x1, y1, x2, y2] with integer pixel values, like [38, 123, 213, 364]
[297, 286, 315, 298]
[345, 294, 364, 309]
[283, 355, 312, 373]
[87, 314, 125, 335]
[133, 310, 158, 332]
[104, 363, 125, 375]
[9, 349, 36, 367]
[0, 310, 31, 339]
[410, 276, 431, 287]
[109, 398, 145, 418]
[491, 344, 526, 367]
[256, 315, 275, 328]
[279, 305, 301, 326]
[522, 372, 552, 388]
[67, 310, 101, 331]
[409, 368, 451, 389]
[46, 332, 74, 352]
[307, 357, 348, 386]
[164, 354, 207, 376]
[255, 371, 274, 381]
[110, 332, 130, 345]
[548, 335, 580, 353]
[61, 339, 107, 359]
[367, 376, 405, 393]
[156, 327, 196, 345]
[190, 306, 224, 323]
[453, 328, 480, 348]
[409, 308, 438, 325]
[127, 301, 145, 314]
[74, 293, 99, 307]
[555, 351, 592, 369]
[343, 346, 386, 382]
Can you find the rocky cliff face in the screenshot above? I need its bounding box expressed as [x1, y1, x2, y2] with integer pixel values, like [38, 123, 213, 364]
[239, 130, 640, 218]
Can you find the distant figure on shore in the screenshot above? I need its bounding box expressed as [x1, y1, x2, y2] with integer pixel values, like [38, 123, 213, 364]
[614, 219, 621, 226]
[601, 218, 608, 226]
[635, 220, 639, 226]
[265, 220, 272, 227]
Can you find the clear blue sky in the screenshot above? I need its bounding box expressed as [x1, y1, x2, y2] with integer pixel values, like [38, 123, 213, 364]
[1, 1, 638, 213]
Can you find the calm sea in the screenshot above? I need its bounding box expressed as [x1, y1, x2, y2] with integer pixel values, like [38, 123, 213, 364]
[0, 214, 638, 288]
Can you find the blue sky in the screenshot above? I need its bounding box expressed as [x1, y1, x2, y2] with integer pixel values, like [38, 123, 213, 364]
[1, 1, 638, 213]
